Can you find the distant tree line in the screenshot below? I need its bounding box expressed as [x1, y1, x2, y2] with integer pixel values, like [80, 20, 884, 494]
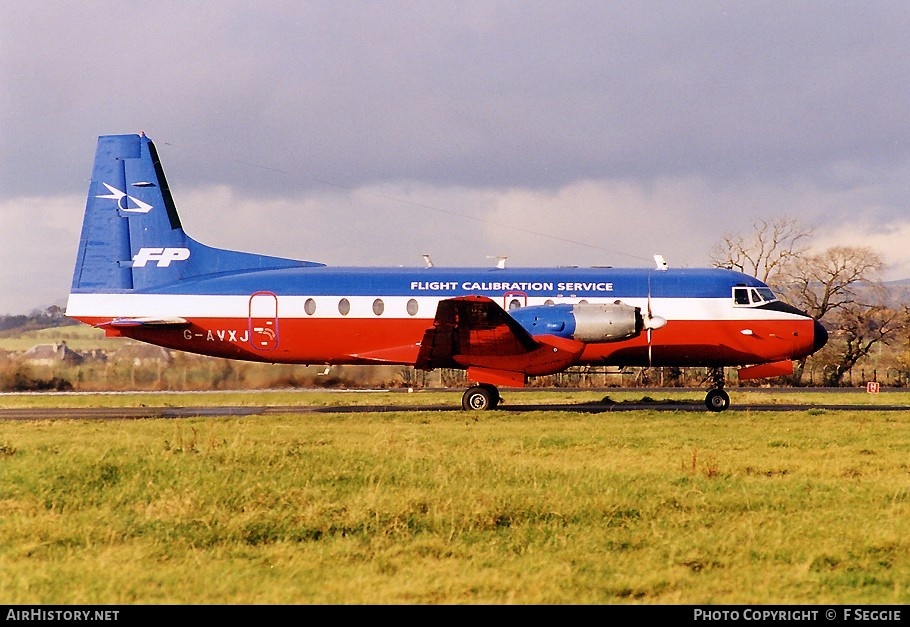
[0, 305, 76, 334]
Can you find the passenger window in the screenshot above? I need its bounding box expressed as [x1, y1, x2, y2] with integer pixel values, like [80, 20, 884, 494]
[304, 298, 316, 315]
[509, 299, 521, 310]
[406, 299, 419, 316]
[338, 298, 350, 316]
[372, 299, 384, 315]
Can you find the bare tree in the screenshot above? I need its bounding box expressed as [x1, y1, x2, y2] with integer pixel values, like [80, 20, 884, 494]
[893, 312, 910, 384]
[816, 300, 906, 386]
[776, 245, 884, 320]
[709, 216, 814, 283]
[775, 246, 896, 386]
[712, 217, 897, 387]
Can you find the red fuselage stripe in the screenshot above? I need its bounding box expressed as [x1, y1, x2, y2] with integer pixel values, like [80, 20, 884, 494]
[74, 315, 817, 369]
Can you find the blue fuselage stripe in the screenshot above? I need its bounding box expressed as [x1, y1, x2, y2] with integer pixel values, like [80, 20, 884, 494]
[72, 267, 766, 299]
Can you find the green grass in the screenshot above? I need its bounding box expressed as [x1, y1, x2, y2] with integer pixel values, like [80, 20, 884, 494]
[0, 393, 909, 604]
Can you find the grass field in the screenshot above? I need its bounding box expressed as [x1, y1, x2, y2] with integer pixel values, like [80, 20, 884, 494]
[0, 324, 115, 352]
[0, 389, 908, 604]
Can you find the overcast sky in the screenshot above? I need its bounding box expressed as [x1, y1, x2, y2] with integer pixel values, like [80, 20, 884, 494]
[2, 1, 909, 315]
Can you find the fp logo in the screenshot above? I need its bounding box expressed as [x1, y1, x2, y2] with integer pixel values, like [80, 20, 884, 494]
[132, 247, 191, 268]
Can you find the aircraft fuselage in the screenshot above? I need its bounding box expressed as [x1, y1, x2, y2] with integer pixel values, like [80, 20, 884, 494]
[67, 266, 823, 370]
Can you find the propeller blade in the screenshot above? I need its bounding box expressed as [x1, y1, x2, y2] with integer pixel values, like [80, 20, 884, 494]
[647, 328, 652, 366]
[647, 275, 653, 366]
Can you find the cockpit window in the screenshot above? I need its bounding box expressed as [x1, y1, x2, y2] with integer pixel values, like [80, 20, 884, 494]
[733, 286, 778, 306]
[734, 288, 750, 305]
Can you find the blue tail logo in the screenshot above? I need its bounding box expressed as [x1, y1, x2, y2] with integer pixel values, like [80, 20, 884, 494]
[96, 183, 154, 214]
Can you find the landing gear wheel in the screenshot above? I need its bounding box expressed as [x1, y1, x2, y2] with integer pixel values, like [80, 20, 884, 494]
[462, 384, 500, 411]
[705, 388, 730, 412]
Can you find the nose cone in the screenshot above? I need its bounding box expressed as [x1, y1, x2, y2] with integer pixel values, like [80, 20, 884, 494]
[812, 320, 828, 354]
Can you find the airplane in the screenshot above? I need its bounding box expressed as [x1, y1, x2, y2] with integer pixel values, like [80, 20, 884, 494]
[65, 133, 828, 411]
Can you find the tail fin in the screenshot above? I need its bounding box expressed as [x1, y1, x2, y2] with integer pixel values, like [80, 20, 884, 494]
[70, 133, 321, 294]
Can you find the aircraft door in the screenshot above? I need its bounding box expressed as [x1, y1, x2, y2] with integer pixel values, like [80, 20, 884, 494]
[249, 291, 279, 350]
[504, 291, 527, 310]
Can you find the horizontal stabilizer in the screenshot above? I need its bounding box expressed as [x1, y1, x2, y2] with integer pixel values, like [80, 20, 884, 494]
[349, 343, 422, 364]
[103, 317, 189, 327]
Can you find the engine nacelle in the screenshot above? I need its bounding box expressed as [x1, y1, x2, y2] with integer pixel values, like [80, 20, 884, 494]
[510, 301, 644, 343]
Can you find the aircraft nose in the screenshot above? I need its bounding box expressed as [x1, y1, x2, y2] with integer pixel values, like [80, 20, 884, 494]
[812, 319, 828, 354]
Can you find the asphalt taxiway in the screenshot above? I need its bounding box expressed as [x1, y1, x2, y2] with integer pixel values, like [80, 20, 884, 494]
[1, 398, 908, 421]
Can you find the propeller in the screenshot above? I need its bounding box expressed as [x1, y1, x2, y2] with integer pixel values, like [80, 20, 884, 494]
[645, 272, 667, 365]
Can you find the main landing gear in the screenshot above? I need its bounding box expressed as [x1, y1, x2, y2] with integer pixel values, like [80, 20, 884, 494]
[462, 384, 501, 411]
[704, 367, 730, 412]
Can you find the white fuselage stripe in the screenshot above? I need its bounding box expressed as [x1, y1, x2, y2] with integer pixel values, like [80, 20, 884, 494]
[66, 293, 808, 322]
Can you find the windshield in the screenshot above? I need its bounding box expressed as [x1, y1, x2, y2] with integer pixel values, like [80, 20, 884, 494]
[733, 286, 778, 306]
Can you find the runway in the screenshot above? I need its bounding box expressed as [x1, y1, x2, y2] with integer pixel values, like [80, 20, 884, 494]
[1, 398, 908, 421]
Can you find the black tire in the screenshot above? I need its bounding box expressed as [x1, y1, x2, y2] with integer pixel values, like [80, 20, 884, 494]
[462, 385, 494, 411]
[705, 388, 730, 412]
[480, 383, 501, 409]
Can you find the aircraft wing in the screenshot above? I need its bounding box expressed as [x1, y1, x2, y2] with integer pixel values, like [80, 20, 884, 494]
[416, 296, 585, 382]
[416, 295, 538, 369]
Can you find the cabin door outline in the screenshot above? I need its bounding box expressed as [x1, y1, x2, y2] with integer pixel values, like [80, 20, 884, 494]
[249, 291, 279, 350]
[504, 291, 528, 310]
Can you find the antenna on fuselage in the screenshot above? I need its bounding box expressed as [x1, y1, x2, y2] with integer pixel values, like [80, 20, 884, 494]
[654, 255, 668, 271]
[422, 254, 434, 268]
[488, 256, 508, 269]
